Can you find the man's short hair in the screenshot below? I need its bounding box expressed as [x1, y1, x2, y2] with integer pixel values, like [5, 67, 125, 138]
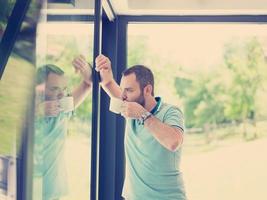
[36, 64, 64, 85]
[122, 65, 154, 96]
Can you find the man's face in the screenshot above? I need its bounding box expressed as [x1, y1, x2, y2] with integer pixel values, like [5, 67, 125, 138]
[120, 73, 145, 106]
[45, 73, 68, 101]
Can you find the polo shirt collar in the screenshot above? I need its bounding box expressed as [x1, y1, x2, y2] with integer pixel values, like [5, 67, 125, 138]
[150, 97, 162, 114]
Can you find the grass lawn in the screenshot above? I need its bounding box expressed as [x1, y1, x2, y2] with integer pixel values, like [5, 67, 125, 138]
[0, 54, 35, 156]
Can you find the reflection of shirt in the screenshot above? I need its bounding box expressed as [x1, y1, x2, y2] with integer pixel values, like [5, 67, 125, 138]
[34, 111, 72, 200]
[122, 97, 187, 200]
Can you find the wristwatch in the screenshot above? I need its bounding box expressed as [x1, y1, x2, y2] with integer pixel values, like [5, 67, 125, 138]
[139, 111, 152, 125]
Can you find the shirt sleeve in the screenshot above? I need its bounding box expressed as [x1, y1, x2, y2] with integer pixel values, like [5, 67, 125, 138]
[163, 106, 184, 132]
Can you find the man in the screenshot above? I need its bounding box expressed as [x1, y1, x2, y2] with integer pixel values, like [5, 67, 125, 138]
[95, 55, 187, 200]
[34, 55, 92, 200]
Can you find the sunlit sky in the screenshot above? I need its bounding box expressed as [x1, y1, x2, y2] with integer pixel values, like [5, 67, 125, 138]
[128, 24, 267, 72]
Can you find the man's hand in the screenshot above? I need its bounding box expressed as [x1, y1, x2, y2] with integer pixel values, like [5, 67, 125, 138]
[72, 55, 92, 85]
[36, 100, 60, 117]
[95, 54, 114, 86]
[35, 83, 45, 103]
[121, 101, 147, 119]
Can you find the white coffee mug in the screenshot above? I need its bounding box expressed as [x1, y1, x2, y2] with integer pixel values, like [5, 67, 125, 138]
[109, 98, 123, 114]
[59, 96, 74, 113]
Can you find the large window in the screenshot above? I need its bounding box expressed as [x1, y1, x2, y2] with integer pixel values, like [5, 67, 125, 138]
[32, 22, 93, 200]
[128, 23, 267, 200]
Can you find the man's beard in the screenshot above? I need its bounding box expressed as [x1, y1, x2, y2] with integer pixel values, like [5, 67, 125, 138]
[134, 92, 145, 107]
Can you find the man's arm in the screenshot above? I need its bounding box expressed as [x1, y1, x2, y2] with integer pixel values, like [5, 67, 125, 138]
[121, 101, 184, 152]
[101, 79, 122, 99]
[71, 55, 92, 108]
[72, 81, 91, 108]
[144, 116, 184, 152]
[95, 54, 122, 98]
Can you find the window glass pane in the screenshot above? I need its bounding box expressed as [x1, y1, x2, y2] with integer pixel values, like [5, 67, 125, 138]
[128, 24, 267, 200]
[33, 22, 93, 200]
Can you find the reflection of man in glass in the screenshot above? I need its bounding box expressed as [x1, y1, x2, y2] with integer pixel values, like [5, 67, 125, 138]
[34, 55, 92, 200]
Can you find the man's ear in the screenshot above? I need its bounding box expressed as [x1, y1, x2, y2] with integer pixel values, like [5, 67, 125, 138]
[144, 84, 153, 96]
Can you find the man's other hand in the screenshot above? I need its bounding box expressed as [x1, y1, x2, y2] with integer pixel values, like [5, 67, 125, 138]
[72, 55, 92, 85]
[37, 100, 60, 117]
[95, 54, 114, 86]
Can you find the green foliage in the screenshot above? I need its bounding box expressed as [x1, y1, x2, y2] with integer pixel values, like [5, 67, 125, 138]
[180, 73, 226, 128]
[193, 76, 226, 126]
[223, 37, 266, 121]
[179, 37, 266, 128]
[174, 77, 192, 97]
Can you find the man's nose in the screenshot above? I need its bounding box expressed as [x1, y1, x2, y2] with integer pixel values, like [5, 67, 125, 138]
[121, 91, 127, 101]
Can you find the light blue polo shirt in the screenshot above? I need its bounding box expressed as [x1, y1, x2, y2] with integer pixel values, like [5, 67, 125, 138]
[122, 97, 187, 200]
[34, 111, 72, 200]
